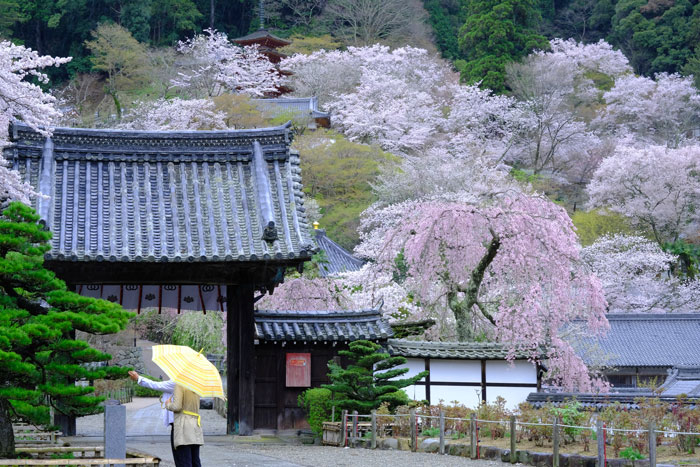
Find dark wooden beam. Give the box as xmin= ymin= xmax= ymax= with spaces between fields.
xmin=480 ymin=360 xmax=487 ymax=403
xmin=45 ymin=259 xmax=308 ymax=285
xmin=238 ymin=284 xmax=255 ymax=435
xmin=424 ymin=358 xmax=431 ymax=404
xmin=226 ymin=285 xmax=240 ymax=435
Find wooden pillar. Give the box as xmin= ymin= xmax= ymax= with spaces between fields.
xmin=228 ymin=283 xmax=255 ymax=435
xmin=226 ymin=284 xmax=239 ymax=435
xmin=425 ymin=359 xmax=431 ymax=404
xmin=480 ymin=360 xmax=487 ymax=403
xmin=226 ymin=283 xmax=255 ymax=434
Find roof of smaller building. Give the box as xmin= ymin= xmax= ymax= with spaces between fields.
xmin=233 ymin=29 xmax=291 ymax=48
xmin=253 ymin=97 xmax=330 ymax=121
xmin=657 ymin=366 xmax=700 ymax=397
xmin=314 ymin=229 xmax=365 ymax=277
xmin=577 ymin=314 xmax=700 ymax=368
xmin=254 ymin=309 xmax=392 ymax=343
xmin=386 ymin=339 xmax=536 ymax=360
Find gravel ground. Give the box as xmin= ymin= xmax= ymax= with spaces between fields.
xmin=230 ymin=444 xmax=510 ymax=467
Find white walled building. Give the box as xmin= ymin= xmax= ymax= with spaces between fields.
xmin=387 ymin=340 xmax=541 ymax=410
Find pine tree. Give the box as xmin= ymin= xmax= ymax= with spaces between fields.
xmin=0 ymin=202 xmax=132 ymax=458
xmin=323 ymin=340 xmax=428 ymax=413
xmin=458 ymin=0 xmax=548 ymax=93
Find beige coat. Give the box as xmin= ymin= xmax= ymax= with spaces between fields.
xmin=165 ymin=385 xmax=204 ymax=448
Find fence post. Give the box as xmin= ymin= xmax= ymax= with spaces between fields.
xmin=371 ymin=410 xmax=377 ymax=449
xmin=341 ymin=410 xmax=348 ymax=447
xmin=331 ymin=406 xmax=335 ymax=423
xmin=648 ymin=422 xmax=656 ymax=467
xmin=470 ymin=413 xmax=477 ymax=459
xmin=553 ymin=417 xmax=560 ymax=467
xmin=410 ymin=409 xmax=417 ymax=452
xmin=352 ymin=410 xmax=358 ymax=448
xmin=439 ymin=411 xmax=445 ymax=455
xmin=510 ymin=415 xmax=517 ymax=464
xmin=596 ymin=419 xmax=605 ymax=467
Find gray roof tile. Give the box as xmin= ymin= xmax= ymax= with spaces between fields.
xmin=4 ymin=123 xmax=316 ymax=263
xmin=254 ymin=309 xmax=392 ymax=342
xmin=386 ymin=339 xmax=535 ymax=360
xmin=313 ymin=229 xmax=364 ymax=277
xmin=578 ymin=314 xmax=700 ymax=368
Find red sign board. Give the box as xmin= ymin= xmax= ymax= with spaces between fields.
xmin=286 ymin=353 xmax=311 ymax=387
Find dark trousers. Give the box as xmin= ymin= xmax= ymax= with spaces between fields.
xmin=170 ymin=423 xmax=201 ymax=467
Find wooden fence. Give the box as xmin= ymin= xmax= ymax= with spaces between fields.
xmin=334 ymin=410 xmax=692 ymax=467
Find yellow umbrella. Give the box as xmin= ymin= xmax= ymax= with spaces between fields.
xmin=151 ymin=345 xmax=225 ymax=399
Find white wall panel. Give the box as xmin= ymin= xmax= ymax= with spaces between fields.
xmin=430 ymin=385 xmax=482 ymax=408
xmin=485 ymin=360 xmax=537 ymax=384
xmin=430 ymin=359 xmax=482 ymax=382
xmin=486 ymin=386 xmax=534 ymax=409
xmin=393 ymin=359 xmax=427 ymax=380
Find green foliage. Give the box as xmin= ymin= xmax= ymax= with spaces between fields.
xmin=423 ymin=0 xmax=467 ymax=61
xmin=663 ymin=240 xmax=700 ymax=280
xmin=458 ymin=0 xmax=549 ymax=93
xmin=171 ymin=311 xmax=225 ymax=354
xmin=279 ymin=35 xmax=342 ymax=55
xmin=551 ymin=400 xmax=585 ymax=443
xmin=294 ymin=130 xmax=397 ymax=249
xmin=421 ymin=426 xmax=440 ymax=437
xmin=570 ymin=210 xmax=633 ymax=246
xmin=0 ymin=202 xmax=132 ymax=456
xmin=620 ymin=447 xmax=645 ymax=460
xmin=323 ymin=340 xmax=428 ymax=414
xmin=131 ymin=309 xmax=176 ymax=344
xmin=297 ymin=388 xmax=333 ymax=436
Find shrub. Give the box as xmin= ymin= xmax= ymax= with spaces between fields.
xmin=298 ymin=388 xmax=333 ymax=437
xmin=172 ymin=311 xmax=225 ymax=354
xmin=620 ymin=447 xmax=645 ymax=460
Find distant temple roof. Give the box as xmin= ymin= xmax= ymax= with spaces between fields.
xmin=233 ymin=29 xmax=291 ymax=49
xmin=386 ymin=339 xmax=536 ymax=360
xmin=4 ymin=122 xmax=315 ymax=266
xmin=254 ymin=309 xmax=393 ymax=343
xmin=253 ymin=97 xmax=330 ymax=125
xmin=313 ymin=229 xmax=364 ymax=277
xmin=527 ymin=366 xmax=700 ymax=409
xmin=576 ymin=314 xmax=700 ymax=368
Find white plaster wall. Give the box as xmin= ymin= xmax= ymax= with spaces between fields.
xmin=430 ymin=385 xmax=482 ymax=408
xmin=394 ymin=358 xmax=428 ymax=380
xmin=486 ymin=360 xmax=537 ymax=384
xmin=401 ymin=384 xmax=427 ymax=401
xmin=486 ymin=386 xmax=534 ymax=410
xmin=430 ymin=359 xmax=482 ymax=382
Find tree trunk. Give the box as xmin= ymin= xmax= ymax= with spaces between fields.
xmin=0 ymin=400 xmax=15 ymax=459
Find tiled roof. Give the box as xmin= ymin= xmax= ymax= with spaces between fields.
xmin=577 ymin=314 xmax=700 ymax=368
xmin=4 ymin=123 xmax=316 ymax=263
xmin=233 ymin=29 xmax=291 ymax=48
xmin=657 ymin=367 xmax=700 ymax=397
xmin=386 ymin=339 xmax=536 ymax=360
xmin=254 ymin=309 xmax=392 ymax=343
xmin=528 ymin=367 xmax=700 ymax=408
xmin=314 ymin=229 xmax=364 ymax=277
xmin=253 ymin=97 xmax=330 ymax=121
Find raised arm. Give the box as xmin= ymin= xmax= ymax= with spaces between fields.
xmin=165 ymin=385 xmax=184 ymax=413
xmin=129 ymin=371 xmax=175 ymax=393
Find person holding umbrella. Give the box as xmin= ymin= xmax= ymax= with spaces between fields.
xmin=150 ymin=344 xmax=226 ymax=467
xmin=165 ymin=383 xmax=203 ymax=467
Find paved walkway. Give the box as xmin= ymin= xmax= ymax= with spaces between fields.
xmin=72 ymin=398 xmax=509 ymax=466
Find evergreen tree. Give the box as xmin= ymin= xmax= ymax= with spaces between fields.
xmin=323 ymin=340 xmax=428 ymax=413
xmin=0 ymin=203 xmax=132 ymax=458
xmin=457 ymin=0 xmax=548 ymax=93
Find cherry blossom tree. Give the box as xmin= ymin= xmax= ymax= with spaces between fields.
xmin=355 ymin=194 xmax=609 ymax=391
xmin=587 ymin=145 xmax=700 ymax=244
xmin=504 ymin=39 xmax=627 ymax=181
xmin=595 ymin=73 xmax=700 ymax=147
xmin=0 ymin=41 xmax=70 ymax=203
xmin=582 ymin=234 xmax=700 ymax=313
xmin=173 ymin=29 xmax=282 ymax=98
xmin=117 ymin=98 xmax=227 ymax=131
